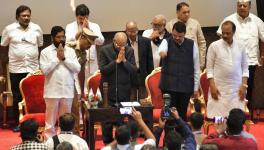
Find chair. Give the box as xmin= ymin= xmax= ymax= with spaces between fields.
xmin=18 ymin=70 xmax=46 ymax=129
xmin=0 ymin=64 xmax=13 ymax=128
xmin=145 ymin=67 xmax=163 ymax=124
xmin=200 ymin=71 xmax=253 ymax=134
xmin=82 ymin=70 xmax=101 ymax=138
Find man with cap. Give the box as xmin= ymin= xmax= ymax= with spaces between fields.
xmin=217 ymin=0 xmax=264 ymax=117
xmin=67 ymin=28 xmax=98 ymax=134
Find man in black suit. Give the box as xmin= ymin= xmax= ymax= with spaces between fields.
xmin=126 ymin=21 xmax=154 ymax=101
xmin=99 ymin=32 xmax=137 ymax=144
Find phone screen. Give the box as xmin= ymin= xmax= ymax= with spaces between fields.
xmin=119 ymin=107 xmax=132 ymax=115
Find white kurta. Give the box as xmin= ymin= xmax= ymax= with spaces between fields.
xmin=206 ymin=39 xmax=249 ymax=118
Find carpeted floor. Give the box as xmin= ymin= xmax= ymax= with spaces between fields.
xmin=1 ymin=122 xmax=264 ymax=150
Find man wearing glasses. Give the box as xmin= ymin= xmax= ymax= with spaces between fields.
xmin=143 ymin=14 xmax=171 ymax=68
xmin=99 ymin=32 xmax=137 ymax=144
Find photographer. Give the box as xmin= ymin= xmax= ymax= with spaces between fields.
xmin=154 ymin=107 xmax=196 ymax=150
xmin=202 ymin=108 xmax=257 ymax=150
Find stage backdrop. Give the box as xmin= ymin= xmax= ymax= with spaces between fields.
xmin=0 ymin=0 xmax=258 ymax=33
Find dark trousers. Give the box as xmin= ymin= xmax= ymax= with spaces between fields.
xmin=162 ymin=91 xmax=192 ymax=121
xmin=10 ymin=73 xmax=28 ymax=125
xmin=246 ymin=65 xmax=256 ymax=110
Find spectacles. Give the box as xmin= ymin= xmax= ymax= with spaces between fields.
xmin=151 ymin=23 xmax=164 ymax=28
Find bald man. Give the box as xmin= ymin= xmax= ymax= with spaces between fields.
xmin=125 ymin=21 xmax=153 ymax=101
xmin=143 ymin=14 xmax=171 ymax=68
xmin=99 ymin=32 xmax=137 ymax=144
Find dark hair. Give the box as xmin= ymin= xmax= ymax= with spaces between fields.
xmin=75 ymin=4 xmax=90 ymax=16
xmin=127 ymin=119 xmax=139 ymax=140
xmin=222 ymin=21 xmax=236 ymax=33
xmin=199 ymin=143 xmax=219 ymax=150
xmin=59 ymin=113 xmax=75 ymax=131
xmin=56 ymin=141 xmax=73 ymax=150
xmin=176 ymin=2 xmax=189 ymax=11
xmin=140 ymin=144 xmax=156 ymax=150
xmin=172 ymin=21 xmax=186 ymax=33
xmin=51 ymin=26 xmax=65 ymax=38
xmin=115 ymin=125 xmax=131 ymax=145
xmin=227 ymin=108 xmax=246 ymax=135
xmin=190 ymin=112 xmax=204 ymax=130
xmin=165 ymin=130 xmax=183 ymax=150
xmin=20 ymin=119 xmax=39 ymax=141
xmin=16 ymin=5 xmax=31 ymax=20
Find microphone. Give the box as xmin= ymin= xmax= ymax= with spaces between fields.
xmin=115 ymin=49 xmax=120 ymax=107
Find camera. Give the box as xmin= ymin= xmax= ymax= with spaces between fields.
xmin=161 ymin=93 xmax=173 ymax=120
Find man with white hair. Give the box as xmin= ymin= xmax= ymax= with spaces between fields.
xmin=142 ymin=14 xmax=170 ymax=68
xmin=166 ymin=2 xmax=206 ymax=70
xmin=217 ymin=0 xmax=264 ymax=117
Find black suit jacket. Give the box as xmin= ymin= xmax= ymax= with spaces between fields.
xmin=127 ymin=35 xmax=154 ymax=86
xmin=99 ymin=43 xmax=137 ymax=105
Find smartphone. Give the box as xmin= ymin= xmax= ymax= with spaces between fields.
xmin=214 ymin=116 xmax=224 ymax=124
xmin=119 ymin=107 xmax=132 ymax=115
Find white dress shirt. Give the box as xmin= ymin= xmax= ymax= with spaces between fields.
xmin=206 ymin=39 xmax=249 ymax=118
xmin=166 ymin=18 xmax=207 ymax=68
xmin=66 ymin=21 xmax=104 ymax=94
xmin=158 ymin=39 xmax=200 ymax=91
xmin=142 ymin=29 xmax=162 ymax=68
xmin=45 ymin=133 xmax=89 ymax=150
xmin=40 ymin=44 xmax=80 ymax=98
xmin=129 ymin=37 xmax=139 ymax=68
xmin=217 ymin=13 xmax=264 ymax=66
xmin=1 ymin=22 xmax=43 ymax=73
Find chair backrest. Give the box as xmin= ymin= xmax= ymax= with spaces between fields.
xmin=19 ymin=72 xmax=46 ymax=114
xmin=145 ymin=67 xmax=163 ymax=109
xmin=200 ymin=71 xmax=209 ymax=105
xmin=86 ymin=70 xmax=101 ymax=95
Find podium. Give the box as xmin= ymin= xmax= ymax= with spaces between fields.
xmin=84 ymin=106 xmax=153 ymax=150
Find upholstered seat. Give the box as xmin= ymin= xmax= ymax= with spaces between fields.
xmin=19 ymin=70 xmax=46 ymax=127
xmin=145 ymin=67 xmax=163 ymax=124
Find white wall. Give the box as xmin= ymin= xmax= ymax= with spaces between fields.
xmin=0 ymin=0 xmax=257 ymax=33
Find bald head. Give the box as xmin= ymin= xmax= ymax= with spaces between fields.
xmin=126 ymin=21 xmax=138 ymax=41
xmin=113 ymin=32 xmax=127 ymax=49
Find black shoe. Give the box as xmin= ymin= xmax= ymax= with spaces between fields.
xmin=12 ymin=126 xmax=20 ymax=132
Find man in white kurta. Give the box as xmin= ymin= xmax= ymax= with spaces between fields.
xmin=216 ymin=0 xmax=264 ymax=112
xmin=206 ymin=21 xmax=249 ymax=118
xmin=142 ymin=14 xmax=170 ymax=68
xmin=40 ymin=26 xmax=80 ymax=139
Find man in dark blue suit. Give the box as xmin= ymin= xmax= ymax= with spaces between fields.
xmin=126 ymin=21 xmax=154 ymax=101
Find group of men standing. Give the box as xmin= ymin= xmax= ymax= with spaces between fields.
xmin=1 ymin=0 xmax=264 ymax=146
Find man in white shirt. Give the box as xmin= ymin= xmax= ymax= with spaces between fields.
xmin=66 ymin=4 xmax=104 ymax=81
xmin=166 ymin=2 xmax=207 ymax=70
xmin=216 ymin=0 xmax=264 ymax=116
xmin=45 ymin=113 xmax=89 ymax=150
xmin=40 ymin=26 xmax=80 ymax=139
xmin=207 ymin=21 xmax=249 ymax=118
xmin=0 ymin=5 xmax=43 ymax=132
xmin=142 ymin=14 xmax=171 ymax=68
